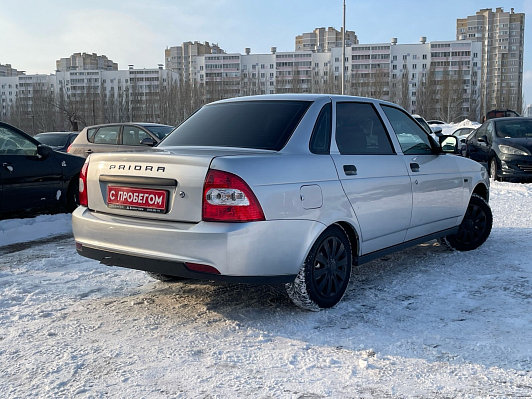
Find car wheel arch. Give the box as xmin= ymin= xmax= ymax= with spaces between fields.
xmin=472 ymin=182 xmax=489 ymax=203
xmin=332 ymin=221 xmax=360 ymax=263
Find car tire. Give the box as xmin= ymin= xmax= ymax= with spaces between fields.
xmin=489 ymin=157 xmax=500 ymax=181
xmin=441 ymin=194 xmax=492 ymax=252
xmin=65 ymin=177 xmax=79 ymax=213
xmin=286 ymin=225 xmax=352 ymax=311
xmin=145 ymin=271 xmax=187 ymax=282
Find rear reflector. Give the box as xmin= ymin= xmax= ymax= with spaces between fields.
xmin=185 ymin=262 xmax=221 ymax=275
xmin=75 ymin=242 xmax=83 ymax=251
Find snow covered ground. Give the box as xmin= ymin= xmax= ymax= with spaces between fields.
xmin=1 ymin=181 xmax=532 ymax=398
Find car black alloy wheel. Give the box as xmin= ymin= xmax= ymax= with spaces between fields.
xmin=285 ymin=225 xmax=352 ymax=310
xmin=311 ymin=235 xmax=349 ymax=300
xmin=443 ymin=194 xmax=492 ymax=251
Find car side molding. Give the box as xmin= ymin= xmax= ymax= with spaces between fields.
xmin=356 ymin=227 xmax=459 ymax=266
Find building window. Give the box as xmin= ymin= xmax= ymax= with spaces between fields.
xmin=422 ymin=54 xmax=427 ymax=60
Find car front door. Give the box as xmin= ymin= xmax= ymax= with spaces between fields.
xmin=0 ymin=125 xmax=58 ymax=212
xmin=330 ymin=100 xmax=413 ymax=255
xmin=467 ymin=122 xmax=490 ymax=165
xmin=380 ymin=105 xmax=465 ymax=241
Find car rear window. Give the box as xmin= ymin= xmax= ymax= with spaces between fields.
xmin=159 ymin=100 xmax=312 ymax=151
xmin=34 ymin=134 xmax=69 ymax=146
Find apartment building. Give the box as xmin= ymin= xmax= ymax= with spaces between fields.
xmin=457 ymin=7 xmax=525 ymax=115
xmin=56 ymin=53 xmax=118 ymax=72
xmin=165 ymin=41 xmax=225 ymax=82
xmin=0 ymin=63 xmax=23 ymax=77
xmin=295 ymin=27 xmax=359 ymax=52
xmin=0 ymin=66 xmax=179 ymax=125
xmin=189 ymin=38 xmax=481 ymax=119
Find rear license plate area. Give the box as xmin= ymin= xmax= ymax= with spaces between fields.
xmin=107 ymin=186 xmax=168 ymax=213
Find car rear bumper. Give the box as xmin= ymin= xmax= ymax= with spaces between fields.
xmin=72 ymin=207 xmax=325 ymax=283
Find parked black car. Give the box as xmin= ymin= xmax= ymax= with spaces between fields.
xmin=465 ymin=117 xmax=532 ymax=181
xmin=34 ymin=131 xmax=79 ymax=152
xmin=0 ymin=122 xmax=85 ymax=216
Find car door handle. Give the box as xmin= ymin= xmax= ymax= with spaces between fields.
xmin=343 ymin=165 xmax=357 ymax=176
xmin=410 ymin=163 xmax=420 ymax=172
xmin=85 ymin=149 xmax=93 ymax=154
xmin=2 ymin=162 xmax=13 ymax=172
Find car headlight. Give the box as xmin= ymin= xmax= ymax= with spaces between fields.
xmin=498 ymin=145 xmax=529 ymax=156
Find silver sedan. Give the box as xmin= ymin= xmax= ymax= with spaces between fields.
xmin=72 ymin=94 xmax=492 ymax=310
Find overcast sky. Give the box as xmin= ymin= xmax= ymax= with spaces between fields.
xmin=0 ymin=0 xmax=530 ymax=106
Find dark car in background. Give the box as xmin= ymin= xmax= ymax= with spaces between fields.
xmin=485 ymin=109 xmax=520 ymax=121
xmin=67 ymin=123 xmax=174 ymax=158
xmin=465 ymin=117 xmax=532 ymax=181
xmin=0 ymin=122 xmax=85 ymax=216
xmin=34 ymin=131 xmax=79 ymax=152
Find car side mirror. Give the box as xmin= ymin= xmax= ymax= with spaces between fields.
xmin=140 ymin=137 xmax=156 ymax=147
xmin=439 ymin=135 xmax=458 ymax=154
xmin=477 ymin=135 xmax=488 ymax=143
xmin=37 ymin=144 xmax=53 ymax=158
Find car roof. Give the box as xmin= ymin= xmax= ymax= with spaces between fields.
xmin=490 ymin=117 xmax=531 ymax=122
xmin=35 ymin=131 xmax=78 ymax=135
xmin=81 ymin=122 xmax=172 ymax=129
xmin=210 ymin=93 xmax=398 ymax=107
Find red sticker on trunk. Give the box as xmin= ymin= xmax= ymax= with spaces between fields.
xmin=107 ymin=186 xmax=167 ymax=213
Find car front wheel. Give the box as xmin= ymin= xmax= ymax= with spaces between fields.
xmin=286 ymin=225 xmax=352 ymax=311
xmin=441 ymin=194 xmax=492 ymax=251
xmin=489 ymin=157 xmax=499 ymax=181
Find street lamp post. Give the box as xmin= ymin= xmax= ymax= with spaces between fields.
xmin=341 ymin=0 xmax=346 ymax=95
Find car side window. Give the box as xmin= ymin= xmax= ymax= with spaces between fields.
xmin=93 ymin=126 xmax=119 ymax=145
xmin=0 ymin=127 xmax=38 ymax=156
xmin=122 ymin=126 xmax=152 ymax=146
xmin=486 ymin=122 xmax=494 ymax=144
xmin=474 ymin=123 xmax=487 ymax=139
xmin=87 ymin=128 xmax=98 ymax=143
xmin=335 ymin=102 xmax=394 ymax=155
xmin=381 ymin=105 xmax=433 ymax=155
xmin=309 ymin=103 xmax=332 ymax=154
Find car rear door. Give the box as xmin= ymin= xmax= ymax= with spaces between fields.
xmin=380 ymin=105 xmax=465 ymax=241
xmin=119 ymin=125 xmax=156 ymax=151
xmin=87 ymin=125 xmax=120 ymax=155
xmin=330 ymin=100 xmax=413 ymax=255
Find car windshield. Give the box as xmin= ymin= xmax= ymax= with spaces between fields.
xmin=159 ymin=100 xmax=312 ymax=151
xmin=34 ymin=133 xmax=70 ymax=146
xmin=142 ymin=125 xmax=174 ymax=140
xmin=495 ymin=120 xmax=532 ymax=139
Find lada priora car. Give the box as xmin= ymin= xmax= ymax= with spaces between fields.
xmin=72 ymin=94 xmax=492 ymax=310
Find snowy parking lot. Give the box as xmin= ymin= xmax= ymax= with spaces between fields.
xmin=1 ymin=181 xmax=532 ymax=398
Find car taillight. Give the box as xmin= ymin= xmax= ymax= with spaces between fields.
xmin=202 ymin=169 xmax=265 ymax=222
xmin=67 ymin=144 xmax=72 ymax=153
xmin=79 ymin=157 xmax=89 ymax=207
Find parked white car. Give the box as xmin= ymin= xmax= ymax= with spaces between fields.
xmin=72 ymin=94 xmax=492 ymax=310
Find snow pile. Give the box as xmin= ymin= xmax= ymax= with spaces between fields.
xmin=1 ymin=183 xmax=532 ymax=397
xmin=0 ymin=214 xmax=72 ymax=247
